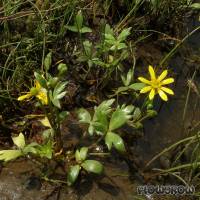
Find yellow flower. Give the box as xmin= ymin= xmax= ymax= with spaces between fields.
xmin=18 ymin=81 xmax=48 ymax=105
xmin=138 ymin=65 xmax=174 ymax=101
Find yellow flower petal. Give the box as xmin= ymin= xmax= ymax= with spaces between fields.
xmin=35 ymin=81 xmax=42 ymax=90
xmin=158 ymin=70 xmax=168 ymax=81
xmin=17 ymin=93 xmax=32 ymax=101
xmin=161 ymin=86 xmax=174 ymax=95
xmin=161 ymin=78 xmax=174 ymax=85
xmin=140 ymin=86 xmax=152 ymax=93
xmin=149 ymin=89 xmax=155 ymax=100
xmin=138 ymin=77 xmax=151 ymax=84
xmin=36 ymin=90 xmax=48 ymax=105
xmin=148 ymin=65 xmax=156 ymax=80
xmin=158 ymin=89 xmax=168 ymax=101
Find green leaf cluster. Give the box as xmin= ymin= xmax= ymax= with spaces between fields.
xmin=67 ymin=147 xmax=103 ymax=186
xmin=76 ymin=24 xmax=131 ymax=74
xmin=0 ymin=133 xmax=53 ymax=162
xmin=78 ymin=100 xmax=139 ymax=153
xmin=112 ymin=68 xmax=146 ymax=97
xmin=49 ymin=81 xmax=68 ymax=108
xmin=104 ymin=24 xmax=131 ymax=51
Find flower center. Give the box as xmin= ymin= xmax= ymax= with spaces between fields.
xmin=151 ymin=79 xmax=161 ymax=89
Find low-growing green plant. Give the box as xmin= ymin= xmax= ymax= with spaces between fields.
xmin=0 ymin=132 xmax=53 ymax=161
xmin=17 ymin=56 xmax=69 ymax=152
xmin=77 ymin=98 xmax=156 ymax=152
xmin=76 ymin=24 xmax=132 ymax=85
xmin=67 ymin=147 xmax=103 ymax=185
xmin=65 ymin=10 xmax=92 ymax=34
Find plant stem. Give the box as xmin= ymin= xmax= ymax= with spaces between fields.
xmin=54 ymin=107 xmax=63 ymax=152
xmin=155 ymin=162 xmax=200 ymax=173
xmin=145 ymin=133 xmax=200 ymax=168
xmin=44 ymin=91 xmax=63 ymax=153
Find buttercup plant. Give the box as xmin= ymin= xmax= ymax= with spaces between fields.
xmin=0 ymin=53 xmax=107 ymax=186
xmin=17 ymin=52 xmax=69 ymax=153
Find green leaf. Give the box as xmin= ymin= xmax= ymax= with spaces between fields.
xmin=118 ymin=27 xmax=132 ymax=41
xmin=58 ymin=63 xmax=67 ymax=76
xmin=65 ymin=25 xmax=79 ymax=32
xmin=67 ymin=165 xmax=80 ymax=186
xmin=42 ymin=128 xmax=54 ymax=139
xmin=23 ymin=142 xmax=39 ymax=154
xmin=58 ymin=111 xmax=69 ymax=122
xmin=132 ymin=122 xmax=143 ymax=129
xmin=96 ymin=99 xmax=115 ymax=114
xmin=44 ymin=52 xmax=52 ymax=71
xmin=83 ymin=40 xmax=92 ymax=56
xmin=75 ymin=150 xmax=81 ymax=162
xmin=109 ymin=105 xmax=134 ymax=131
xmin=52 ymin=98 xmax=61 ymax=108
xmin=151 ymin=0 xmax=159 ymax=8
xmin=132 ymin=107 xmax=141 ymax=120
xmin=0 ymin=150 xmax=23 ymax=162
xmin=49 ymin=77 xmax=59 ymax=88
xmin=147 ymin=109 xmax=157 ymax=118
xmin=77 ymin=55 xmax=88 ymax=62
xmin=81 ymin=160 xmax=103 ymax=174
xmin=121 ymin=104 xmax=135 ymax=114
xmin=12 ymin=133 xmax=25 ymax=149
xmin=51 ymin=81 xmax=67 ymax=108
xmin=75 ymin=147 xmax=88 ymax=162
xmin=105 ymin=33 xmax=116 ymax=41
xmin=190 ymin=3 xmax=200 ymax=9
xmin=39 ymin=117 xmax=51 ymax=128
xmin=53 ymin=81 xmax=68 ymax=98
xmin=79 ymin=147 xmax=88 ymax=161
xmin=88 ymin=124 xmax=94 ymax=136
xmin=36 ymin=141 xmax=53 ymax=159
xmin=34 ymin=72 xmax=47 ymax=88
xmin=116 ymin=43 xmax=127 ymax=50
xmin=56 ymin=91 xmax=67 ymax=99
xmin=93 ymin=111 xmax=108 ymax=135
xmin=129 ymin=83 xmax=146 ymax=90
xmin=105 ymin=132 xmax=125 ymax=152
xmin=80 ymin=27 xmax=92 ymax=33
xmin=121 ymin=68 xmax=133 ymax=86
xmin=114 ymin=86 xmax=129 ymax=95
xmin=105 ymin=24 xmax=114 ymax=35
xmin=77 ymin=108 xmax=91 ymax=123
xmin=75 ymin=10 xmax=83 ymax=30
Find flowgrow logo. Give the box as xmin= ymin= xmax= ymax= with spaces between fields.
xmin=137 ymin=185 xmax=195 ymax=195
